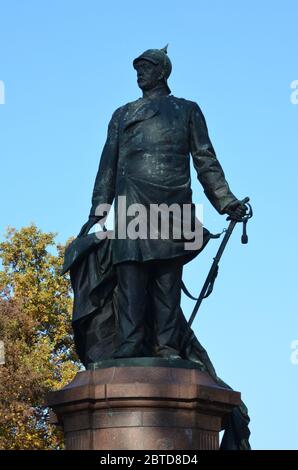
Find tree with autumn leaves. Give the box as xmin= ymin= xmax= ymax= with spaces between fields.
xmin=0 ymin=225 xmax=79 ymax=449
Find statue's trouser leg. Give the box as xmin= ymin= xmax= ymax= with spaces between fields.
xmin=114 ymin=261 xmax=149 ymax=357
xmin=149 ymin=258 xmax=183 ymax=357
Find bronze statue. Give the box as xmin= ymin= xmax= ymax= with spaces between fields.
xmin=77 ymin=46 xmax=246 ymax=359
xmin=63 ymin=46 xmax=250 ymax=449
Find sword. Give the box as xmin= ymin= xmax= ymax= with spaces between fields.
xmin=186 ymin=197 xmax=252 ymax=330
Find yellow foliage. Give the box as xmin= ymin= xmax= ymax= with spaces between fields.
xmin=0 ymin=224 xmax=79 ymax=449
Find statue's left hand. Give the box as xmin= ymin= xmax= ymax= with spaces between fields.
xmin=77 ymin=216 xmax=101 ymax=238
xmin=225 ymin=200 xmax=247 ymax=221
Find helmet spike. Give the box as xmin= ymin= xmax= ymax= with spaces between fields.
xmin=160 ymin=44 xmax=169 ymax=54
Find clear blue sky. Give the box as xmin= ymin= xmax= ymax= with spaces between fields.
xmin=1 ymin=0 xmax=297 ymax=450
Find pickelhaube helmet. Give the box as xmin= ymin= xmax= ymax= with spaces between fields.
xmin=133 ymin=45 xmax=172 ymax=93
xmin=133 ymin=45 xmax=172 ymax=78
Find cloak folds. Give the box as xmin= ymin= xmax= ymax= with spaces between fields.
xmin=62 ymin=233 xmax=250 ymax=450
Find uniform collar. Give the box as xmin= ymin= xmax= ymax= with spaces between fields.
xmin=142 ymin=85 xmax=170 ymax=100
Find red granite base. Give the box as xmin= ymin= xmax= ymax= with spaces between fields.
xmin=48 ymin=364 xmax=240 ymax=450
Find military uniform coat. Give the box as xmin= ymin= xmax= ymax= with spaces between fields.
xmin=90 ymin=92 xmax=236 ymax=265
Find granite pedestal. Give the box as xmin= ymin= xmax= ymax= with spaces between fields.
xmin=48 ymin=358 xmax=240 ymax=450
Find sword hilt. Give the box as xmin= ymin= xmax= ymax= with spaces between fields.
xmin=240 ymin=198 xmax=253 ymax=244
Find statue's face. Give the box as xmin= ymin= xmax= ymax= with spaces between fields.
xmin=135 ymin=59 xmax=163 ymax=91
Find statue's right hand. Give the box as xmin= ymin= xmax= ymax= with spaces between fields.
xmin=77 ymin=216 xmax=101 ymax=238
